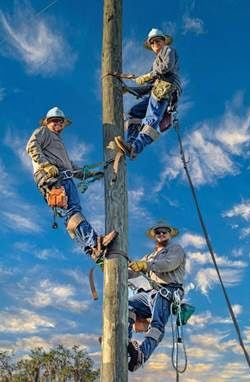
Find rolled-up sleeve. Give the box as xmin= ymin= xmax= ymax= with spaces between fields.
xmin=148 ymin=245 xmax=185 ymax=273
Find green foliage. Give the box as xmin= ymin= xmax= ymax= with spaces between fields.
xmin=0 ymin=345 xmax=99 ymax=382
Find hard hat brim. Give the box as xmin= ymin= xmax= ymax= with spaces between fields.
xmin=146 ymin=222 xmax=179 ymax=239
xmin=144 ymin=35 xmax=173 ymax=50
xmin=39 ymin=117 xmax=72 ymax=127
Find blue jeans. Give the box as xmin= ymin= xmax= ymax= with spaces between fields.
xmin=127 ymin=95 xmax=169 ymax=154
xmin=61 ymin=179 xmax=97 ymax=255
xmin=128 ymin=289 xmax=172 ymax=363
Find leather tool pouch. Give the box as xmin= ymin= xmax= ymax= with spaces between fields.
xmin=47 ymin=187 xmax=68 ymax=209
xmin=152 ymin=79 xmax=173 ymax=101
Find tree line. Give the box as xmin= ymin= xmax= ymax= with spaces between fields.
xmin=0 ymin=345 xmax=99 ymax=382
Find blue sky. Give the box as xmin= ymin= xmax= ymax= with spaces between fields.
xmin=0 ymin=0 xmax=250 ymax=381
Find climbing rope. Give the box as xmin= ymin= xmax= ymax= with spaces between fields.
xmin=172 ymin=111 xmax=250 ymax=371
xmin=170 ymin=292 xmax=188 ymax=382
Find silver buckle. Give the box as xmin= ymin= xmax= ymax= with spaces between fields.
xmin=159 ymin=287 xmax=172 ymax=300
xmin=61 ymin=170 xmax=73 ymax=179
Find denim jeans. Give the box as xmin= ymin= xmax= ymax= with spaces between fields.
xmin=61 ymin=179 xmax=97 ymax=255
xmin=128 ymin=289 xmax=172 ymax=362
xmin=127 ymin=95 xmax=169 ymax=154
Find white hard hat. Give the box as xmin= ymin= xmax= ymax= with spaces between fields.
xmin=40 ymin=106 xmax=71 ymax=126
xmin=46 ymin=107 xmax=65 ymax=120
xmin=144 ymin=28 xmax=173 ymax=50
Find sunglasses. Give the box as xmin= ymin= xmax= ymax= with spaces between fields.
xmin=48 ymin=118 xmax=64 ymax=124
xmin=154 ymin=229 xmax=171 ymax=235
xmin=150 ymin=38 xmax=164 ymax=45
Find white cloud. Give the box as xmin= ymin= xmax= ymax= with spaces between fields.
xmin=223 ymin=200 xmax=250 ymax=221
xmin=66 ymin=136 xmax=93 ymax=164
xmin=179 ymin=233 xmax=206 ymax=249
xmin=0 ymin=5 xmax=77 ymax=75
xmin=183 ymin=16 xmax=205 ymax=35
xmin=0 ymin=309 xmax=54 ymax=333
xmin=189 ymin=306 xmax=242 ymax=328
xmin=240 ymin=227 xmax=250 ymax=238
xmin=2 ymin=211 xmax=41 ymax=233
xmin=0 ymin=159 xmax=16 ymax=198
xmin=155 ymin=94 xmax=250 ymax=189
xmin=195 ymin=268 xmax=244 ymax=295
xmin=4 ymin=129 xmax=32 ymax=171
xmin=128 ymin=187 xmax=151 ymax=222
xmin=26 ymin=279 xmax=89 ymax=313
xmin=187 ymin=251 xmax=247 ymax=268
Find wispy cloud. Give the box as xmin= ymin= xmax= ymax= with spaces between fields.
xmin=128 ymin=187 xmax=151 ymax=223
xmin=2 ymin=211 xmax=41 ymax=233
xmin=0 ymin=309 xmax=54 ymax=333
xmin=195 ymin=268 xmax=244 ymax=295
xmin=25 ymin=279 xmax=89 ymax=313
xmin=0 ymin=4 xmax=77 ymax=75
xmin=4 ymin=128 xmax=32 ymax=171
xmin=155 ymin=93 xmax=250 ymax=189
xmin=222 ymin=199 xmax=250 ymax=221
xmin=189 ymin=305 xmax=242 ymax=328
xmin=14 ymin=241 xmax=64 ymax=260
xmin=183 ymin=16 xmax=205 ymax=35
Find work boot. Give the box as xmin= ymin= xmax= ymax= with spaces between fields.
xmin=91 ymin=230 xmax=119 ymax=263
xmin=114 ymin=136 xmax=137 ymax=160
xmin=128 ymin=341 xmax=143 ymax=372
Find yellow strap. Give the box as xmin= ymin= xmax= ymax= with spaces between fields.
xmin=107 ymin=138 xmax=125 ymax=183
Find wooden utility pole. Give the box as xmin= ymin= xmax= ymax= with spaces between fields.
xmin=101 ymin=0 xmax=128 ymax=381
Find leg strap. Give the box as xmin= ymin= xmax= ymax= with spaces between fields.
xmin=140 ymin=125 xmax=160 ymax=141
xmin=145 ymin=327 xmax=162 ymax=342
xmin=66 ymin=212 xmax=84 ymax=239
xmin=128 ymin=310 xmax=137 ymax=322
xmin=125 ymin=118 xmax=142 ymax=131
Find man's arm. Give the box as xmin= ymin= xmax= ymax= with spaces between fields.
xmin=26 ymin=127 xmax=50 ymax=168
xmin=148 ymin=244 xmax=185 ymax=273
xmin=152 ymin=46 xmax=176 ymax=76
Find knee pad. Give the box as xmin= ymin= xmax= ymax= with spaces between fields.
xmin=141 ymin=125 xmax=160 ymax=141
xmin=145 ymin=327 xmax=163 ymax=343
xmin=66 ymin=212 xmax=85 ymax=239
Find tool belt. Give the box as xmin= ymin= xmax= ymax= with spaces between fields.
xmin=152 ymin=79 xmax=174 ymax=101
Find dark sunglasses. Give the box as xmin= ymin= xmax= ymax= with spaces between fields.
xmin=48 ymin=118 xmax=64 ymax=124
xmin=150 ymin=38 xmax=164 ymax=45
xmin=154 ymin=228 xmax=171 ymax=235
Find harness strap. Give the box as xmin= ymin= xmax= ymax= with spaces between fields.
xmin=89 ymin=267 xmax=98 ymax=300
xmin=107 ymin=139 xmax=124 ymax=184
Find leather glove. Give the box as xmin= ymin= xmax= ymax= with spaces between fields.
xmin=134 ymin=72 xmax=153 ymax=85
xmin=43 ymin=164 xmax=59 ymax=177
xmin=129 ymin=261 xmax=148 ymax=273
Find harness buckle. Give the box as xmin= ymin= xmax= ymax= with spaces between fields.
xmin=61 ymin=170 xmax=73 ymax=179
xmin=159 ymin=287 xmax=172 ymax=300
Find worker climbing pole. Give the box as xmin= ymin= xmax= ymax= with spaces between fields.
xmin=101 ymin=0 xmax=128 ymax=381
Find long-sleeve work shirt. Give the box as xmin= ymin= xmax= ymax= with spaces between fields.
xmin=26 ymin=126 xmax=77 ymax=174
xmin=128 ymin=242 xmax=186 ymax=288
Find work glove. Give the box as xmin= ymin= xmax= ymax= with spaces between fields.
xmin=43 ymin=164 xmax=59 ymax=177
xmin=134 ymin=72 xmax=153 ymax=85
xmin=129 ymin=261 xmax=148 ymax=273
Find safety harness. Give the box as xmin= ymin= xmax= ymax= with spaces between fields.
xmin=43 ymin=162 xmax=112 ymax=229
xmin=128 ymin=274 xmax=195 ymax=380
